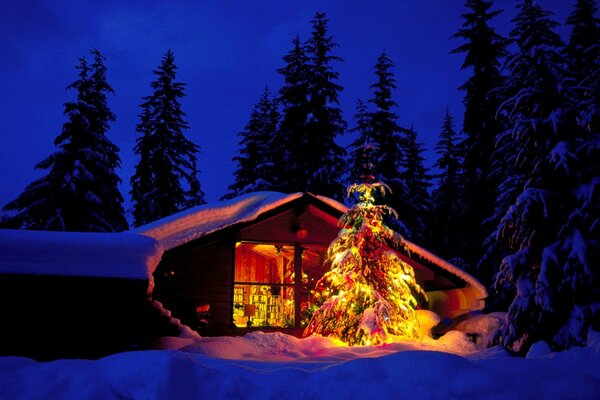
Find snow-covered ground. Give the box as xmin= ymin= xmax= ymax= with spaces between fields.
xmin=1 ymin=325 xmax=599 ymax=400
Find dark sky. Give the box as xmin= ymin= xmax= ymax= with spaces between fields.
xmin=0 ymin=0 xmax=572 ymax=217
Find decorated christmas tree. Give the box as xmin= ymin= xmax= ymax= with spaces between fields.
xmin=303 ymin=181 xmax=426 ymax=346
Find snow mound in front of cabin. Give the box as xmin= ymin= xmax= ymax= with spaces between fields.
xmin=1 ymin=329 xmax=599 ymax=400
xmin=133 ymin=192 xmax=303 ymax=250
xmin=0 ymin=229 xmax=163 ymax=280
xmin=156 ymin=328 xmax=482 ymax=362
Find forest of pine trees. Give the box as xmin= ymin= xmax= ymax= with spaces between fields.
xmin=1 ymin=3 xmax=598 ymax=355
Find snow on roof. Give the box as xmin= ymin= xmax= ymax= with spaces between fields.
xmin=401 ymin=237 xmax=488 ymax=300
xmin=315 ymin=194 xmax=349 ymax=213
xmin=0 ymin=229 xmax=163 ymax=280
xmin=134 ymin=192 xmax=303 ymax=250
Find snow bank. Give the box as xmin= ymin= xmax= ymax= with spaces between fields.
xmin=1 ymin=330 xmax=599 ymax=399
xmin=0 ymin=229 xmax=163 ymax=280
xmin=133 ymin=192 xmax=303 ymax=250
xmin=455 ymin=312 xmax=507 ymax=348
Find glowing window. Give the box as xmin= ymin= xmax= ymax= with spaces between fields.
xmin=233 ymin=244 xmax=295 ymax=328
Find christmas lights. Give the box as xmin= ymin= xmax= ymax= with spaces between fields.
xmin=303 ymin=182 xmax=426 ymax=345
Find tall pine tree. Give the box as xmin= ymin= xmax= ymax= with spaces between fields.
xmin=276 ymin=13 xmax=346 ymax=199
xmin=276 ymin=36 xmax=311 ymax=194
xmin=351 ymin=51 xmax=411 ymax=236
xmin=131 ymin=50 xmax=205 ymax=228
xmin=224 ymin=86 xmax=280 ymax=198
xmin=492 ymin=0 xmax=597 ymax=354
xmin=565 ymin=0 xmax=600 ymax=87
xmin=451 ymin=0 xmax=509 ymax=270
xmin=429 ymin=110 xmax=463 ymax=260
xmin=2 ymin=49 xmax=127 ymax=232
xmin=303 ymin=11 xmax=347 ymax=199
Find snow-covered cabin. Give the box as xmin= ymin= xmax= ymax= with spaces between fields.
xmin=135 ymin=192 xmax=487 ymax=336
xmin=0 ymin=229 xmax=178 ymax=360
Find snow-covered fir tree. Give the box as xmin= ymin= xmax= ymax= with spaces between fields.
xmin=429 ymin=110 xmax=464 ymax=261
xmin=276 ymin=13 xmax=346 ymax=200
xmin=223 ymin=87 xmax=280 ymax=199
xmin=492 ymin=0 xmax=598 ymax=354
xmin=304 ymin=181 xmax=426 ymax=346
xmin=398 ymin=126 xmax=432 ymax=244
xmin=451 ymin=0 xmax=509 ymax=271
xmin=130 ymin=50 xmax=205 ymax=228
xmin=2 ymin=49 xmax=127 ymax=232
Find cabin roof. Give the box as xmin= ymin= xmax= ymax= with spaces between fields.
xmin=134 ymin=191 xmax=487 ymax=299
xmin=133 ymin=192 xmax=306 ymax=250
xmin=0 ymin=229 xmax=163 ymax=280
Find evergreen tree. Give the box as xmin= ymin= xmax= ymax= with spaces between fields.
xmin=131 ymin=50 xmax=205 ymax=228
xmin=451 ymin=0 xmax=509 ymax=270
xmin=276 ymin=13 xmax=346 ymax=199
xmin=304 ymin=182 xmax=426 ymax=346
xmin=566 ymin=0 xmax=600 ymax=133
xmin=224 ymin=87 xmax=280 ymax=199
xmin=359 ymin=51 xmax=410 ymax=235
xmin=398 ymin=126 xmax=432 ymax=244
xmin=2 ymin=49 xmax=127 ymax=232
xmin=275 ymin=36 xmax=311 ymax=194
xmin=492 ymin=0 xmax=597 ymax=354
xmin=429 ymin=110 xmax=463 ymax=260
xmin=565 ymin=0 xmax=600 ymax=86
xmin=564 ymin=0 xmax=600 ymax=341
xmin=303 ymin=11 xmax=347 ymax=199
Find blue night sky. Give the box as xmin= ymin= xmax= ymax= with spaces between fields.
xmin=0 ymin=1 xmax=572 ymax=217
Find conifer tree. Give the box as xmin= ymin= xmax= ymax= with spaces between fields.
xmin=303 ymin=11 xmax=347 ymax=199
xmin=451 ymin=0 xmax=509 ymax=269
xmin=565 ymin=0 xmax=600 ymax=85
xmin=398 ymin=126 xmax=432 ymax=244
xmin=276 ymin=36 xmax=311 ymax=194
xmin=276 ymin=13 xmax=346 ymax=199
xmin=304 ymin=182 xmax=426 ymax=346
xmin=429 ymin=110 xmax=463 ymax=260
xmin=492 ymin=0 xmax=597 ymax=354
xmin=566 ymin=0 xmax=600 ymax=134
xmin=2 ymin=49 xmax=127 ymax=232
xmin=350 ymin=51 xmax=410 ymax=235
xmin=224 ymin=87 xmax=280 ymax=199
xmin=131 ymin=50 xmax=205 ymax=227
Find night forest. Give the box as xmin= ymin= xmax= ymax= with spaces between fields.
xmin=1 ymin=0 xmax=599 ymax=356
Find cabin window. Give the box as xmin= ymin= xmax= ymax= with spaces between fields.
xmin=233 ymin=242 xmax=328 ymax=328
xmin=233 ymin=243 xmax=295 ymax=328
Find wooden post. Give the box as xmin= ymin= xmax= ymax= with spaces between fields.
xmin=294 ymin=244 xmax=303 ymax=329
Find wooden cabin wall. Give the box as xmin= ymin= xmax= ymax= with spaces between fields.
xmin=153 ymin=235 xmax=236 ymax=336
xmin=0 ymin=274 xmax=179 ymax=361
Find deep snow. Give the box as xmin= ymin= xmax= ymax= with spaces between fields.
xmin=1 ymin=324 xmax=598 ymax=399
